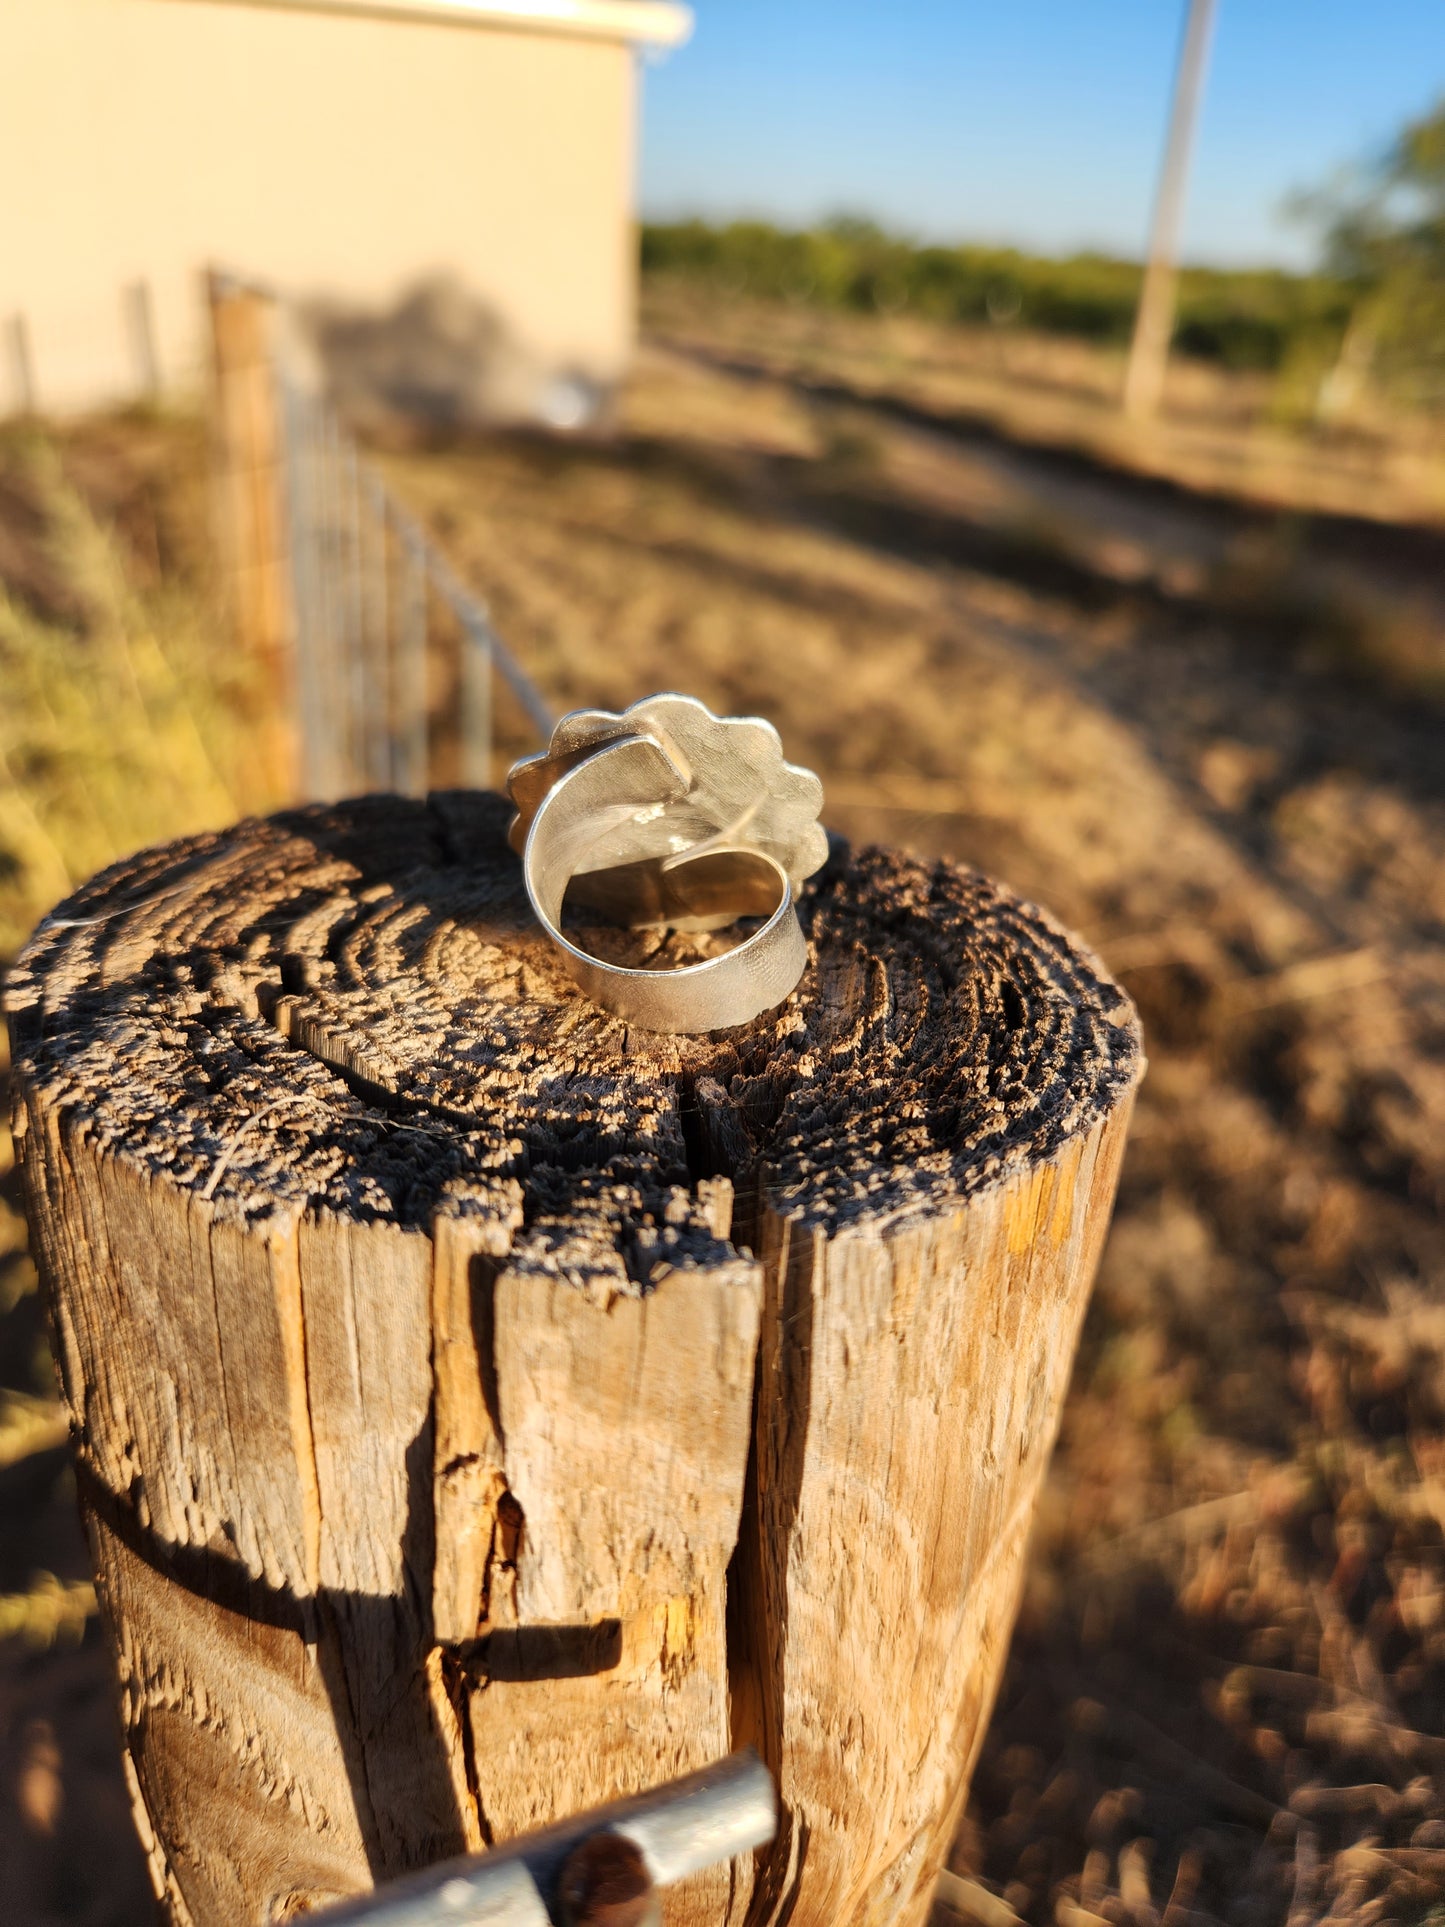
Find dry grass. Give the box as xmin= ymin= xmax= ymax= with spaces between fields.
xmin=0 ymin=411 xmax=284 ymax=958
xmin=1 ymin=309 xmax=1444 ymax=1925
xmin=0 ymin=404 xmax=280 ymax=1433
xmin=642 ymin=281 xmax=1445 ymax=531
xmin=0 ymin=411 xmax=282 ymax=1926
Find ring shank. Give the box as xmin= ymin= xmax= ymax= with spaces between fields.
xmin=523 ymin=736 xmax=810 ymax=1033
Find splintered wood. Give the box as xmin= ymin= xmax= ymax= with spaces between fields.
xmin=4 ymin=793 xmax=1140 ymax=1926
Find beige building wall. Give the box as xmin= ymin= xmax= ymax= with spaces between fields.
xmin=0 ymin=0 xmax=688 ymax=417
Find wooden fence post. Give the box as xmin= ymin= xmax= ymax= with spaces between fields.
xmin=207 ymin=270 xmax=300 ymax=800
xmin=5 ymin=797 xmax=1142 ymax=1927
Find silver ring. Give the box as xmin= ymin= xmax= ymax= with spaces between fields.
xmin=505 ymin=695 xmax=828 ymax=1033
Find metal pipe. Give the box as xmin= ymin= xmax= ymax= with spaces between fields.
xmin=313 ymin=1750 xmax=775 ymax=1927
xmin=611 ymin=1751 xmax=775 ymax=1887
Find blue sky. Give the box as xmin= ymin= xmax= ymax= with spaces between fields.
xmin=638 ymin=1 xmax=1445 ymax=267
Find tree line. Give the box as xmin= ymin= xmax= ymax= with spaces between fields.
xmin=641 ymin=217 xmax=1350 ymax=376
xmin=642 ymin=98 xmax=1445 ymax=412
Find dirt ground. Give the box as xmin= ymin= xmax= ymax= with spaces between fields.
xmin=2 ymin=311 xmax=1444 ymax=1926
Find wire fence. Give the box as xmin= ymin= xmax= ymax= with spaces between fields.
xmin=275 ymin=377 xmax=555 ymax=802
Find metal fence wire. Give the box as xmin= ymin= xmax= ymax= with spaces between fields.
xmin=278 ymin=377 xmax=555 ymax=802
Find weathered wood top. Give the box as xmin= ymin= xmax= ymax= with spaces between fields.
xmin=5 ymin=790 xmax=1140 ymax=1260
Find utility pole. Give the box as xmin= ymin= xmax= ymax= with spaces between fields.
xmin=1123 ymin=0 xmax=1218 ymax=421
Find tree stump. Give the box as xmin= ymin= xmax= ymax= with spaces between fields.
xmin=5 ymin=793 xmax=1141 ymax=1927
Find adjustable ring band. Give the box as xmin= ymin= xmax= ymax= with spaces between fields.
xmin=506 ymin=695 xmax=828 ymax=1035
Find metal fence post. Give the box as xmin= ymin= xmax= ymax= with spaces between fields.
xmin=262 ymin=316 xmax=554 ymax=800
xmin=398 ymin=536 xmax=429 ymax=797
xmin=344 ymin=438 xmax=367 ymax=792
xmin=279 ymin=379 xmax=326 ymax=801
xmin=364 ymin=477 xmax=392 ymax=792
xmin=460 ymin=615 xmax=494 ymax=791
xmin=324 ymin=407 xmax=346 ymax=795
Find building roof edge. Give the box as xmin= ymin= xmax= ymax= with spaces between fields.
xmin=162 ymin=0 xmax=694 ymax=50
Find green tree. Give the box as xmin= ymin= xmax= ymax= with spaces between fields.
xmin=1296 ymin=95 xmax=1445 ymax=413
